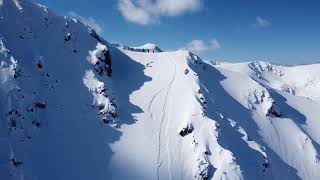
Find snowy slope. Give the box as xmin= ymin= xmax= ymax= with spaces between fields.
xmin=1 ymin=0 xmax=320 ymax=180
xmin=210 ymin=61 xmax=320 ymax=180
xmin=215 ymin=61 xmax=320 ymax=102
xmin=0 ymin=0 xmax=120 ymax=179
xmin=114 ymin=50 xmax=320 ymax=180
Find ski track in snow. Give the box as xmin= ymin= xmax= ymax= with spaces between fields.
xmin=148 ymin=87 xmax=166 ymax=118
xmin=156 ymin=56 xmax=177 ymax=180
xmin=165 ymin=56 xmax=177 ymax=180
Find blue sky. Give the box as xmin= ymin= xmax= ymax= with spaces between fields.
xmin=34 ymin=0 xmax=320 ymax=64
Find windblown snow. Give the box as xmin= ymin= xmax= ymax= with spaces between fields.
xmin=0 ymin=0 xmax=319 ymax=180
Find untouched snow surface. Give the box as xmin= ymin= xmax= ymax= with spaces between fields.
xmin=1 ymin=0 xmax=320 ymax=180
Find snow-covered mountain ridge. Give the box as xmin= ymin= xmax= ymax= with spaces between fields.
xmin=0 ymin=0 xmax=319 ymax=180
xmin=211 ymin=61 xmax=320 ymax=102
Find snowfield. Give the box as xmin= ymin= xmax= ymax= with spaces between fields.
xmin=0 ymin=0 xmax=320 ymax=180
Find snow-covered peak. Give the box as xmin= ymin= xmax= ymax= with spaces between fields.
xmin=113 ymin=42 xmax=163 ymax=53
xmin=134 ymin=43 xmax=163 ymax=52
xmin=215 ymin=61 xmax=320 ymax=102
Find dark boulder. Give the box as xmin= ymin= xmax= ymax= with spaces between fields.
xmin=179 ymin=123 xmax=194 ymax=137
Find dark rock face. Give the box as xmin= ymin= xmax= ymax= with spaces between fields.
xmin=9 ymin=158 xmax=23 ymax=167
xmin=266 ymin=102 xmax=281 ymax=117
xmin=87 ymin=27 xmax=104 ymax=44
xmin=262 ymin=158 xmax=270 ymax=172
xmin=197 ymin=159 xmax=213 ymax=180
xmin=94 ymin=85 xmax=117 ymax=124
xmin=32 ymin=120 xmax=41 ymax=128
xmin=34 ymin=102 xmax=46 ymax=109
xmin=64 ymin=33 xmax=71 ymax=42
xmin=179 ymin=123 xmax=194 ymax=137
xmin=94 ymin=48 xmax=112 ymax=77
xmin=102 ymin=49 xmax=112 ymax=77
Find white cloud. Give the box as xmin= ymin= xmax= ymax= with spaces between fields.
xmin=209 ymin=39 xmax=221 ymax=51
xmin=118 ymin=0 xmax=202 ymax=25
xmin=183 ymin=39 xmax=221 ymax=53
xmin=254 ymin=16 xmax=271 ymax=28
xmin=68 ymin=11 xmax=103 ymax=34
xmin=117 ymin=0 xmax=155 ymax=25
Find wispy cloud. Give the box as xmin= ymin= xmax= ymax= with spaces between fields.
xmin=182 ymin=39 xmax=221 ymax=53
xmin=118 ymin=0 xmax=203 ymax=25
xmin=68 ymin=11 xmax=103 ymax=34
xmin=254 ymin=16 xmax=271 ymax=28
